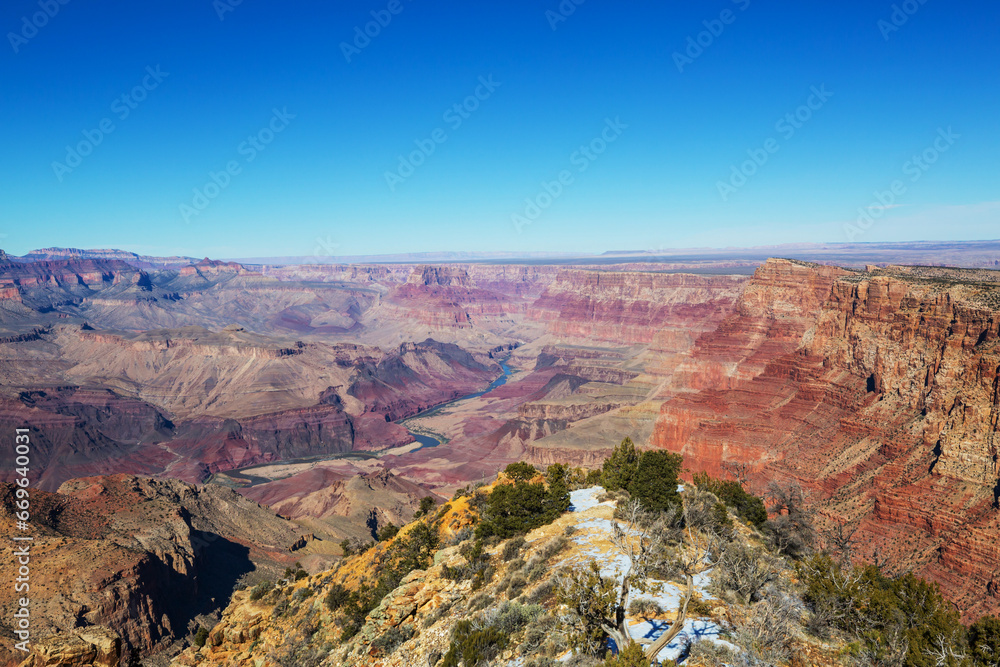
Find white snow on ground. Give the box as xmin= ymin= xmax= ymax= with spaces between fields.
xmin=550 ymin=485 xmax=736 ymax=663
xmin=569 ymin=485 xmax=611 ymax=512
xmin=631 ymin=584 xmax=685 ymax=613
xmin=692 ymin=568 xmax=716 ymax=599
xmin=628 ymin=618 xmax=739 ymax=663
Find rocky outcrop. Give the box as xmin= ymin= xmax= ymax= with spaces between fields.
xmin=241 ymin=469 xmax=437 ymax=541
xmin=16 ymin=627 xmax=122 ymax=667
xmin=405 ymin=266 xmax=472 ymax=288
xmin=176 ymin=259 xmax=251 ymax=279
xmin=653 ymin=261 xmax=1000 ymax=618
xmin=0 ymin=475 xmax=302 ymax=666
xmin=20 ymin=248 xmax=197 ymax=270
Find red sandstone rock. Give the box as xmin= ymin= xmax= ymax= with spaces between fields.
xmin=653 ymin=260 xmax=1000 ymax=619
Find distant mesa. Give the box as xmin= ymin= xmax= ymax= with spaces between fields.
xmin=18 ymin=247 xmax=199 ymax=270
xmin=406 ymin=265 xmax=472 ymax=287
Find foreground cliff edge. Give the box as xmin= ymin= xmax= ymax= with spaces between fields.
xmin=10 ymin=456 xmax=1000 ymax=667
xmin=170 ymin=459 xmax=1000 ymax=666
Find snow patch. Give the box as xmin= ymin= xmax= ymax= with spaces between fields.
xmin=627 ymin=618 xmax=736 ymax=662
xmin=569 ymin=486 xmax=608 ymax=512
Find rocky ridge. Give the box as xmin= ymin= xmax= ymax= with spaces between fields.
xmin=0 ymin=475 xmax=306 ymax=666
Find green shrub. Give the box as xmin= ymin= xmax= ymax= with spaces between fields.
xmin=377 ymin=523 xmax=399 ymax=542
xmin=502 ymin=536 xmax=526 ymax=561
xmin=476 ymin=478 xmax=568 ymax=540
xmin=627 ymin=598 xmax=662 ymax=618
xmin=693 ymin=472 xmax=767 ymax=529
xmin=800 ymin=554 xmax=970 ymax=666
xmin=625 ymin=450 xmax=682 ymax=512
xmin=537 ymin=535 xmax=569 ymax=561
xmin=371 ymin=625 xmax=414 ymax=655
xmin=504 ymin=573 xmax=529 ymax=598
xmin=601 ymin=438 xmax=639 ymax=491
xmin=249 ymin=581 xmax=272 ymax=601
xmin=493 ymin=601 xmax=544 ymax=634
xmin=525 ymin=561 xmax=548 ymax=583
xmin=444 ymin=538 xmax=492 ymax=584
xmin=192 ymin=626 xmax=209 ymax=648
xmin=602 ymin=642 xmax=653 ymax=666
xmin=969 ymin=616 xmax=1000 ymax=665
xmin=525 ymin=579 xmax=557 ymax=605
xmin=271 ymin=597 xmax=290 ymax=619
xmin=504 ymin=462 xmax=538 ymax=481
xmin=441 ymin=620 xmax=508 ymax=667
xmin=414 ymin=496 xmax=436 ymax=518
xmin=324 ymin=583 xmax=350 ymax=611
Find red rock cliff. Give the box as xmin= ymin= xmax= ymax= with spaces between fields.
xmin=528 ymin=269 xmax=747 ymax=345
xmin=653 ymin=261 xmax=1000 ymax=619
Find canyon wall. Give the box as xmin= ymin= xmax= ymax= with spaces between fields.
xmin=527 ymin=269 xmax=746 ymax=345
xmin=653 ymin=260 xmax=1000 ymax=618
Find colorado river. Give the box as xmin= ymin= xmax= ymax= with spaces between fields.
xmin=211 ymin=359 xmax=514 ymax=487
xmin=401 ymin=359 xmax=514 ymax=452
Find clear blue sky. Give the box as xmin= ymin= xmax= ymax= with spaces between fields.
xmin=0 ymin=1 xmax=997 ymax=258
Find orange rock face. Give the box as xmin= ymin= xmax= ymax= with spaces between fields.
xmin=653 ymin=260 xmax=1000 ymax=619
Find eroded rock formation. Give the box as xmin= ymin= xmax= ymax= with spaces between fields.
xmin=653 ymin=260 xmax=1000 ymax=618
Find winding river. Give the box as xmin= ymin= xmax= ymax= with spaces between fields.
xmin=213 ymin=359 xmax=515 ymax=487
xmin=401 ymin=359 xmax=514 ymax=452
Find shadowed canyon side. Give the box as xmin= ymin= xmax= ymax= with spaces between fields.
xmin=653 ymin=260 xmax=1000 ymax=618
xmin=0 ymin=475 xmax=307 ymax=666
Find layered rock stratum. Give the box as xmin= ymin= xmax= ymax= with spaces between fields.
xmin=653 ymin=259 xmax=1000 ymax=619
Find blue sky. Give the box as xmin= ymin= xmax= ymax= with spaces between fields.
xmin=0 ymin=1 xmax=997 ymax=258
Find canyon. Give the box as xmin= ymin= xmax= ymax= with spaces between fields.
xmin=3 ymin=244 xmax=1000 ymax=663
